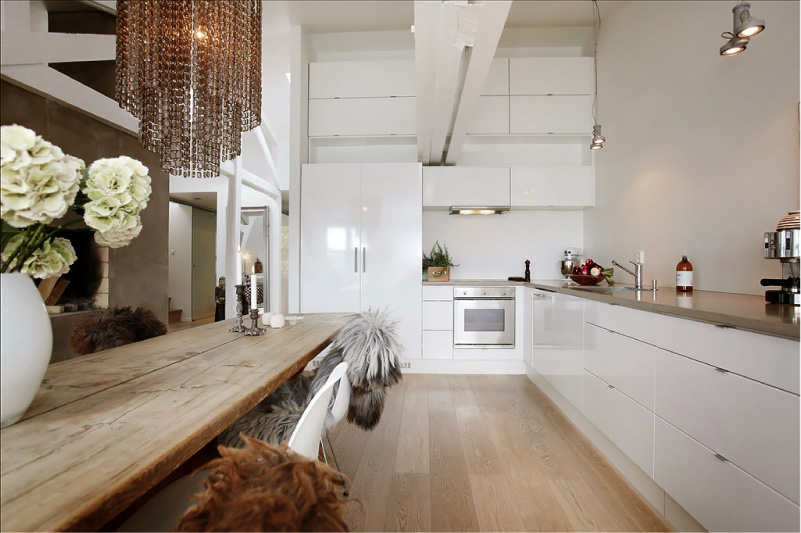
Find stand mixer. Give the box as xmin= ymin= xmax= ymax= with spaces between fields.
xmin=560 ymin=248 xmax=582 ymax=279
xmin=762 ymin=211 xmax=800 ymax=305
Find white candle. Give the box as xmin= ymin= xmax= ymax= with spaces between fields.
xmin=250 ymin=274 xmax=257 ymax=310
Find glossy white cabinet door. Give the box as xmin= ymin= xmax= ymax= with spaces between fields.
xmin=422 ymin=330 xmax=454 ymax=360
xmin=360 ymin=163 xmax=422 ymax=359
xmin=309 ymin=60 xmax=416 ymax=99
xmin=467 ymin=96 xmax=509 ymax=134
xmin=584 ymin=323 xmax=655 ymax=411
xmin=300 ymin=164 xmax=362 ymax=313
xmin=510 ymin=95 xmax=593 ymax=134
xmin=422 ymin=166 xmax=510 ymax=208
xmin=510 ymin=57 xmax=594 ymax=95
xmin=654 ymin=416 xmax=799 ymax=532
xmin=422 ymin=301 xmax=453 ymax=331
xmin=655 ymin=348 xmax=799 ymax=503
xmin=583 ymin=370 xmax=655 ymax=477
xmin=511 ymin=167 xmax=595 ymax=208
xmin=308 ymin=97 xmax=417 ymax=137
xmin=531 ymin=290 xmax=584 ymax=410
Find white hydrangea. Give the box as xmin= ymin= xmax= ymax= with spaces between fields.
xmin=0 ymin=125 xmax=85 ymax=228
xmin=84 ymin=155 xmax=152 ymax=217
xmin=1 ymin=235 xmax=77 ymax=279
xmin=94 ymin=216 xmax=142 ymax=248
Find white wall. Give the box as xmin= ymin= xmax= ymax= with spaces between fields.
xmin=586 ymin=1 xmax=800 ymax=294
xmin=423 ymin=210 xmax=583 ymax=280
xmin=168 ymin=202 xmax=193 ymax=320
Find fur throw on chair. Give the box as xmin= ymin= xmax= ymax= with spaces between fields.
xmin=69 ymin=306 xmax=167 ymax=355
xmin=218 ymin=309 xmax=403 ymax=448
xmin=176 ymin=435 xmax=349 ymax=532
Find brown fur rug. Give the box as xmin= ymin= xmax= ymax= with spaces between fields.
xmin=69 ymin=306 xmax=167 ymax=355
xmin=176 ymin=435 xmax=350 ymax=532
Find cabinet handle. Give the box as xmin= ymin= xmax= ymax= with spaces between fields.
xmin=714 ymin=367 xmax=729 ymax=374
xmin=362 ymin=247 xmax=366 ymax=273
xmin=354 ymin=247 xmax=358 ymax=273
xmin=714 ymin=453 xmax=729 ymax=463
xmin=532 ymin=293 xmax=546 ymax=299
xmin=607 ymin=384 xmax=614 ymax=389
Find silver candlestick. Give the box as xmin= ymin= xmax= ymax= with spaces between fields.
xmin=245 ymin=308 xmax=265 ymax=336
xmin=229 ymin=284 xmax=247 ymax=333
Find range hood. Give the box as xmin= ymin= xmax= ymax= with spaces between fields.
xmin=448 ymin=206 xmax=510 ymax=216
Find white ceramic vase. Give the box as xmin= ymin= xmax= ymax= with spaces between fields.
xmin=1 ymin=273 xmax=53 ymax=428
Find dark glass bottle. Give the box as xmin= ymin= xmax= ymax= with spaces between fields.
xmin=676 ymin=255 xmax=693 ymax=292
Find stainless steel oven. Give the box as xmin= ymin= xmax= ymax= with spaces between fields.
xmin=453 ymin=287 xmax=515 ymax=348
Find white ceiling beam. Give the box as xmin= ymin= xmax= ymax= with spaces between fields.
xmin=78 ymin=0 xmax=117 ymax=15
xmin=1 ymin=33 xmax=116 ymax=66
xmin=413 ymin=0 xmax=441 ymax=165
xmin=0 ymin=64 xmax=137 ymax=135
xmin=445 ymin=0 xmax=511 ymax=165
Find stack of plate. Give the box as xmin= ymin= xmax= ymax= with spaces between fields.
xmin=777 ymin=210 xmax=800 ymax=231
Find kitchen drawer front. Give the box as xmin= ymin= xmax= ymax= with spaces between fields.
xmin=583 ymin=371 xmax=654 ymax=476
xmin=510 ymin=166 xmax=595 ymax=208
xmin=423 ymin=286 xmax=453 ymax=301
xmin=585 ymin=300 xmax=654 ymax=340
xmin=584 ymin=323 xmax=655 ymax=411
xmin=654 ymin=416 xmax=799 ymax=532
xmin=422 ymin=301 xmax=454 ymax=331
xmin=309 ymin=60 xmax=416 ymax=98
xmin=423 ymin=166 xmax=510 ymax=208
xmin=509 ymin=95 xmax=592 ymax=135
xmin=648 ymin=312 xmax=799 ymax=394
xmin=422 ymin=330 xmax=453 ymax=360
xmin=308 ymin=97 xmax=416 ymax=136
xmin=655 ymin=348 xmax=799 ymax=503
xmin=467 ymin=96 xmax=509 ymax=134
xmin=509 ymin=57 xmax=594 ymax=95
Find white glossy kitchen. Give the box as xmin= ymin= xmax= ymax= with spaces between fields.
xmin=1 ymin=1 xmax=798 ymax=532
xmin=291 ymin=2 xmax=800 ymax=531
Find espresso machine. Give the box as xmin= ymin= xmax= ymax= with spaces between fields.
xmin=762 ymin=211 xmax=800 ymax=305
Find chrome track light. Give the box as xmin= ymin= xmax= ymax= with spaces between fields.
xmin=733 ymin=2 xmax=765 ymax=37
xmin=720 ymin=2 xmax=765 ymax=56
xmin=590 ymin=124 xmax=605 ymax=150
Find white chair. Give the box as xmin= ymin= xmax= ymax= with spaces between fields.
xmin=319 ymin=365 xmax=352 ymax=494
xmin=287 ymin=361 xmax=348 ymax=460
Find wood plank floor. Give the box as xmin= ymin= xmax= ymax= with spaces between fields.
xmin=328 ymin=374 xmax=671 ymax=532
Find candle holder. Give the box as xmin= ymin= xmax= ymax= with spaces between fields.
xmin=245 ymin=309 xmax=265 ymax=336
xmin=229 ymin=284 xmax=247 ymax=333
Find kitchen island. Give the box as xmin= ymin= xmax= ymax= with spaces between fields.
xmin=424 ymin=279 xmax=799 ymax=340
xmin=0 ymin=313 xmax=347 ymax=532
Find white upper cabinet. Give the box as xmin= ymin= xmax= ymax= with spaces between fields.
xmin=509 ymin=57 xmax=594 ymax=95
xmin=510 ymin=95 xmax=593 ymax=134
xmin=422 ymin=166 xmax=510 ymax=208
xmin=308 ymin=97 xmax=417 ymax=137
xmin=511 ymin=167 xmax=595 ymax=208
xmin=309 ymin=60 xmax=416 ymax=99
xmin=481 ymin=58 xmax=509 ymax=95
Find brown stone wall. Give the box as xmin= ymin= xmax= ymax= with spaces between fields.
xmin=0 ymin=80 xmax=169 ymax=337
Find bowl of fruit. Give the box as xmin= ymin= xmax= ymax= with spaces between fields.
xmin=569 ymin=259 xmax=614 ymax=286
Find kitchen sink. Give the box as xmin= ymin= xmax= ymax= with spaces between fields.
xmin=569 ymin=285 xmax=645 ymax=292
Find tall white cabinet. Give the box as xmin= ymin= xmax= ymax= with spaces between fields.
xmin=300 ymin=163 xmax=422 ymax=359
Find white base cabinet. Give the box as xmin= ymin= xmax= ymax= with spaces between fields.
xmin=655 ymin=416 xmax=799 ymax=532
xmin=422 ymin=286 xmax=453 ymax=360
xmin=301 ymin=163 xmax=422 ymax=359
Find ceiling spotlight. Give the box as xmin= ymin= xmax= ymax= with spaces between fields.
xmin=720 ymin=32 xmax=749 ymax=56
xmin=590 ymin=124 xmax=605 ymax=150
xmin=733 ymin=2 xmax=765 ymax=37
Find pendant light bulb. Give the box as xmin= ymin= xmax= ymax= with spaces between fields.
xmin=733 ymin=2 xmax=765 ymax=38
xmin=591 ymin=124 xmax=606 ymax=146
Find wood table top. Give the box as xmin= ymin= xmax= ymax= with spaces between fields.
xmin=0 ymin=313 xmax=348 ymax=532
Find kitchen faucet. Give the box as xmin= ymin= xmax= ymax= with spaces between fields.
xmin=612 ymin=259 xmax=644 ymax=289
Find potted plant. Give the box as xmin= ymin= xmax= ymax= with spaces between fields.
xmin=422 ymin=241 xmax=457 ymax=282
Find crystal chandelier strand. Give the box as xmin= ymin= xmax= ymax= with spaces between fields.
xmin=116 ymin=0 xmax=261 ymax=178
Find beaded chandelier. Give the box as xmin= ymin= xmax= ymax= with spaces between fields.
xmin=115 ymin=0 xmax=262 ymax=178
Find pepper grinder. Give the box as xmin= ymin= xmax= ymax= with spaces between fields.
xmin=245 ymin=308 xmax=264 ymax=336
xmin=229 ymin=284 xmax=247 ymax=333
xmin=524 ymin=260 xmax=531 ymax=282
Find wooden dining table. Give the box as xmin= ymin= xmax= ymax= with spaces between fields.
xmin=0 ymin=313 xmax=348 ymax=532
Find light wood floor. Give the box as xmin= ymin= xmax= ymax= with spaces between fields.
xmin=328 ymin=373 xmax=671 ymax=532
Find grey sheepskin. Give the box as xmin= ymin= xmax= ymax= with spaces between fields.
xmin=218 ymin=309 xmax=403 ymax=448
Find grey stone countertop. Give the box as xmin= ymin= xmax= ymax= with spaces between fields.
xmin=423 ymin=278 xmax=800 ymax=341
